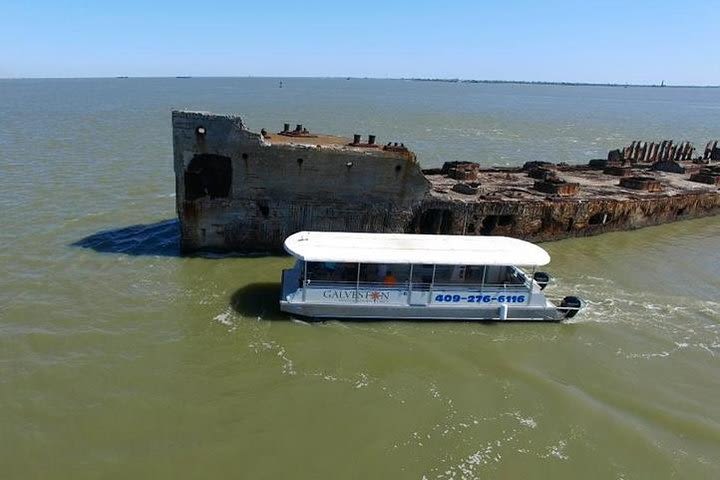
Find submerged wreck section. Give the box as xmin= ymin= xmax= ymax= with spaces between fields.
xmin=172 ymin=111 xmax=720 ymax=252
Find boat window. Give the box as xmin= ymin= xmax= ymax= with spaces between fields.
xmin=508 ymin=267 xmax=527 ymax=285
xmin=430 ymin=265 xmax=526 ymax=286
xmin=306 ymin=262 xmax=358 ymax=284
xmin=433 ymin=265 xmax=475 ymax=284
xmin=411 ymin=264 xmax=434 ymax=286
xmin=483 ymin=266 xmax=525 ymax=286
xmin=465 ymin=266 xmax=487 ymax=283
xmin=358 ymin=264 xmax=410 ymax=286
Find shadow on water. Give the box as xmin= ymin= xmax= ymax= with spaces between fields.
xmin=72 ymin=219 xmax=182 ymax=257
xmin=72 ymin=219 xmax=275 ymax=258
xmin=230 ymin=283 xmax=286 ymax=319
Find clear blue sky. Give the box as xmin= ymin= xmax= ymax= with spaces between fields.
xmin=2 ymin=0 xmax=718 ymax=84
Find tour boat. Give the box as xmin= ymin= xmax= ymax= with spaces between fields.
xmin=279 ymin=231 xmax=584 ymax=321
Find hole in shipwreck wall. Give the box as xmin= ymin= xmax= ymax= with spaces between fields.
xmin=184 ymin=154 xmax=232 ymax=201
xmin=417 ymin=209 xmax=453 ymax=234
xmin=479 ymin=215 xmax=515 ymax=235
xmin=588 ymin=212 xmax=611 ymax=226
xmin=480 ymin=215 xmax=498 ymax=235
xmin=498 ymin=215 xmax=514 ymax=227
xmin=256 ymin=201 xmax=270 ymax=218
xmin=297 ymin=158 xmax=304 ymax=166
xmin=242 ymin=153 xmax=249 ymax=160
xmin=676 ymin=208 xmax=686 ymax=216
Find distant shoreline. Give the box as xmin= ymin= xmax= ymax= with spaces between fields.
xmin=0 ymin=75 xmax=717 ymax=88
xmin=406 ymin=78 xmax=719 ymax=89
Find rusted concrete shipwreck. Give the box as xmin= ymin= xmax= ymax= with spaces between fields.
xmin=172 ymin=111 xmax=720 ymax=252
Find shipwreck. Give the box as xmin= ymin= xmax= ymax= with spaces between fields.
xmin=172 ymin=111 xmax=720 ymax=253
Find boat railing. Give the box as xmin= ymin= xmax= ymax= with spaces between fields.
xmin=305 ymin=280 xmax=409 ymax=289
xmin=302 ymin=279 xmax=530 ymax=293
xmin=430 ymin=281 xmax=529 ymax=291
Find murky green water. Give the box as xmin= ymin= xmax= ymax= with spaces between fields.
xmin=1 ymin=78 xmax=719 ymax=479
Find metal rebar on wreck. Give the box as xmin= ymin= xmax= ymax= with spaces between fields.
xmin=704 ymin=141 xmax=713 ymax=159
xmin=641 ymin=143 xmax=649 ymax=162
xmin=623 ymin=143 xmax=633 ymax=161
xmin=684 ymin=142 xmax=694 ymax=160
xmin=647 ymin=142 xmax=657 ymax=162
xmin=672 ymin=143 xmax=681 ymax=161
xmin=665 ymin=141 xmax=674 ymax=161
xmin=627 ymin=142 xmax=635 ymax=161
xmin=669 ymin=144 xmax=677 ymax=162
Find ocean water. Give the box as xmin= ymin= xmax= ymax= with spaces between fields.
xmin=0 ymin=78 xmax=719 ymax=479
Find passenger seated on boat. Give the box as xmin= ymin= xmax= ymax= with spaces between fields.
xmin=383 ymin=271 xmax=397 ymax=285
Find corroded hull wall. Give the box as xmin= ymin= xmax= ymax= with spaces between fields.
xmin=409 ymin=194 xmax=720 ymax=241
xmin=173 ymin=111 xmax=429 ymax=252
xmin=173 ymin=111 xmax=720 ymax=252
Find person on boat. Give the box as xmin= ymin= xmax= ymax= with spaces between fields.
xmin=383 ymin=271 xmax=397 ymax=286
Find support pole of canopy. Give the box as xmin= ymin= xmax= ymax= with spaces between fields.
xmin=480 ymin=266 xmax=487 ymax=295
xmin=408 ymin=264 xmax=414 ymax=305
xmin=302 ymin=261 xmax=307 ymax=302
xmin=528 ymin=266 xmax=535 ymax=304
xmin=355 ymin=263 xmax=360 ymax=303
xmin=428 ymin=265 xmax=437 ymax=304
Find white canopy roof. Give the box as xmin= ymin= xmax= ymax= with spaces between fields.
xmin=284 ymin=231 xmax=550 ymax=266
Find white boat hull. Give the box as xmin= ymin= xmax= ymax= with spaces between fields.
xmin=279 ymin=300 xmax=566 ymax=321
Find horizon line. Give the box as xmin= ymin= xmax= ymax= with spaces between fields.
xmin=1 ymin=75 xmax=718 ymax=88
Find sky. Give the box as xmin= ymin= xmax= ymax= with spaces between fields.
xmin=1 ymin=0 xmax=718 ymax=85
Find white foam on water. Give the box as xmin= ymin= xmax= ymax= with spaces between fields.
xmin=290 ymin=317 xmax=312 ymax=326
xmin=213 ymin=308 xmax=238 ymax=332
xmin=513 ymin=412 xmax=538 ymax=429
xmin=541 ymin=439 xmax=569 ymax=460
